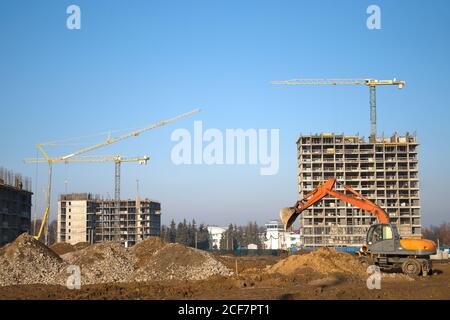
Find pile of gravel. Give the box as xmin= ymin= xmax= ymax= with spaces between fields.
xmin=61 ymin=242 xmax=137 ymax=285
xmin=0 ymin=234 xmax=232 ymax=286
xmin=0 ymin=234 xmax=67 ymax=286
xmin=133 ymin=242 xmax=233 ymax=281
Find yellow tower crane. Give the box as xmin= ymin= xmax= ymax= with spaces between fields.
xmin=23 ymin=108 xmax=200 ymax=244
xmin=24 ymin=155 xmax=149 ymax=242
xmin=271 ymin=78 xmax=405 ymax=140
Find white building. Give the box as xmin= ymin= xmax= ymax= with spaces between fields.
xmin=207 ymin=226 xmax=226 ymax=250
xmin=262 ymin=220 xmax=301 ymax=250
xmin=285 ymin=232 xmax=301 ymax=249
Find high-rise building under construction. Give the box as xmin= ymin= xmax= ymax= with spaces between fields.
xmin=297 ymin=133 xmax=421 ymax=247
xmin=0 ymin=167 xmax=32 ymax=246
xmin=57 ymin=193 xmax=161 ymax=247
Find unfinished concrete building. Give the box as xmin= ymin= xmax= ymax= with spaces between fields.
xmin=95 ymin=198 xmax=161 ymax=244
xmin=0 ymin=167 xmax=32 ymax=246
xmin=57 ymin=193 xmax=161 ymax=247
xmin=297 ymin=133 xmax=421 ymax=248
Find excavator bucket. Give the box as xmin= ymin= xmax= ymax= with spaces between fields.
xmin=279 ymin=207 xmax=299 ymax=230
xmin=279 ymin=178 xmax=337 ymax=230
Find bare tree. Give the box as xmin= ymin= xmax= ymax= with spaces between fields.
xmin=423 ymin=222 xmax=450 ymax=246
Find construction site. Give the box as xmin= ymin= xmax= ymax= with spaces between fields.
xmin=0 ymin=80 xmax=450 ymax=300
xmin=1 ymin=2 xmax=450 ymax=305
xmin=0 ymin=233 xmax=449 ymax=300
xmin=0 ymin=77 xmax=448 ymax=301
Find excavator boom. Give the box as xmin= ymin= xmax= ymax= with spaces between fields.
xmin=280 ymin=178 xmax=389 ymax=229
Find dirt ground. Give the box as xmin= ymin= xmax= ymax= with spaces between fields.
xmin=1 ymin=254 xmax=449 ymax=300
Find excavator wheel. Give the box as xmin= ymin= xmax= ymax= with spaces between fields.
xmin=401 ymin=259 xmax=421 ymax=276
xmin=358 ymin=256 xmax=374 ymax=269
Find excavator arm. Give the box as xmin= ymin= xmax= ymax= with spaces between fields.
xmin=280 ymin=178 xmax=389 ymax=230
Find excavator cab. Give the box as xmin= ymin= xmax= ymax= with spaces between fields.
xmin=366 ymin=223 xmax=399 ymax=253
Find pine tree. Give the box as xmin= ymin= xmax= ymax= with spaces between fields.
xmin=175 ymin=222 xmax=186 ymax=245
xmin=191 ymin=219 xmax=198 ymax=248
xmin=253 ymin=221 xmax=263 ymax=248
xmin=169 ymin=219 xmax=176 ymax=243
xmin=197 ymin=223 xmax=210 ymax=250
xmin=161 ymin=225 xmax=169 ymax=242
xmin=186 ymin=221 xmax=192 ymax=246
xmin=222 ymin=224 xmax=234 ymax=250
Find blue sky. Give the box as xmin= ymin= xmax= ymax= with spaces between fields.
xmin=0 ymin=0 xmax=449 ymax=226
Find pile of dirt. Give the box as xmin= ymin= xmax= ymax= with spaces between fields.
xmin=60 ymin=237 xmax=231 ymax=283
xmin=0 ymin=234 xmax=67 ymax=286
xmin=61 ymin=242 xmax=136 ymax=285
xmin=267 ymin=248 xmax=365 ymax=277
xmin=133 ymin=243 xmax=233 ymax=281
xmin=129 ymin=236 xmax=166 ymax=267
xmin=49 ymin=242 xmax=90 ymax=256
xmin=50 ymin=242 xmax=76 ymax=256
xmin=1 ymin=234 xmax=232 ymax=286
xmin=73 ymin=242 xmax=90 ymax=251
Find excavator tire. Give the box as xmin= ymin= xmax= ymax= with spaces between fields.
xmin=358 ymin=256 xmax=375 ymax=269
xmin=402 ymin=258 xmax=421 ymax=276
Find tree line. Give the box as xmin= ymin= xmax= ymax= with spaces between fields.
xmin=423 ymin=222 xmax=450 ymax=246
xmin=219 ymin=222 xmax=265 ymax=250
xmin=161 ymin=220 xmax=266 ymax=250
xmin=160 ymin=219 xmax=210 ymax=249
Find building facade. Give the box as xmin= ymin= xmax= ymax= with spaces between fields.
xmin=297 ymin=133 xmax=421 ymax=248
xmin=57 ymin=193 xmax=161 ymax=247
xmin=263 ymin=220 xmax=301 ymax=250
xmin=0 ymin=167 xmax=32 ymax=246
xmin=207 ymin=226 xmax=226 ymax=250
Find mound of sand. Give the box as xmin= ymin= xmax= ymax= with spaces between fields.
xmin=0 ymin=233 xmax=67 ymax=286
xmin=133 ymin=243 xmax=233 ymax=281
xmin=50 ymin=242 xmax=76 ymax=255
xmin=73 ymin=242 xmax=90 ymax=251
xmin=50 ymin=242 xmax=90 ymax=256
xmin=129 ymin=236 xmax=166 ymax=267
xmin=267 ymin=248 xmax=365 ymax=276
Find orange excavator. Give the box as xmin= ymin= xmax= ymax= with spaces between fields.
xmin=280 ymin=178 xmax=436 ymax=276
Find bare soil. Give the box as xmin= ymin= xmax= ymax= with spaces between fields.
xmin=0 ymin=234 xmax=231 ymax=286
xmin=50 ymin=242 xmax=76 ymax=256
xmin=0 ymin=262 xmax=449 ymax=300
xmin=50 ymin=242 xmax=90 ymax=255
xmin=1 ymin=234 xmax=449 ymax=300
xmin=267 ymin=247 xmax=366 ymax=277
